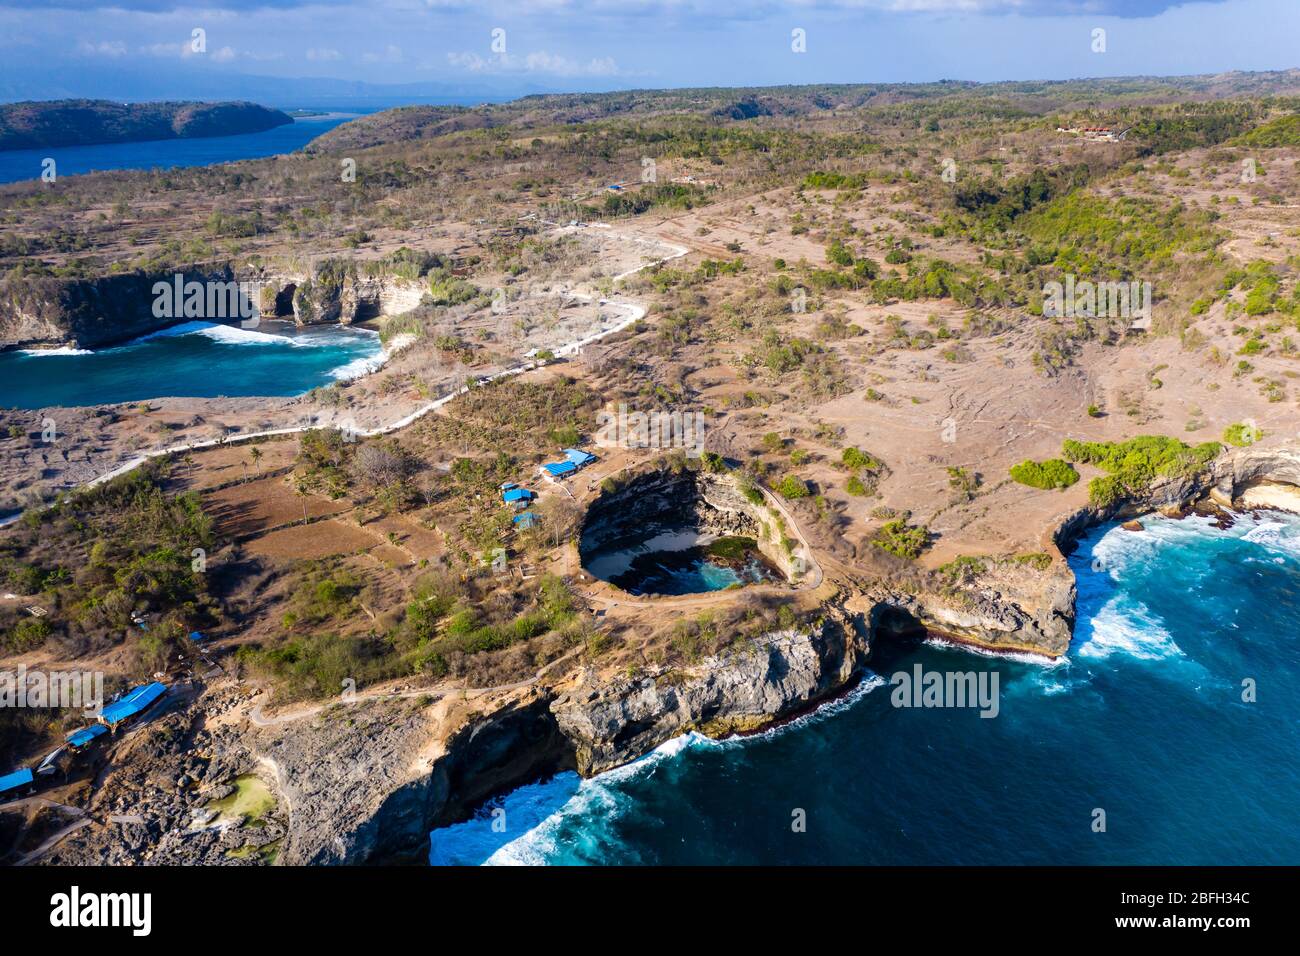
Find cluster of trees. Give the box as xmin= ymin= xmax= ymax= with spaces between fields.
xmin=0 ymin=460 xmax=216 ymax=671
xmin=1060 ymin=436 xmax=1222 ymax=507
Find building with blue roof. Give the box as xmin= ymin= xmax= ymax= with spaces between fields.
xmin=512 ymin=512 xmax=540 ymax=529
xmin=502 ymin=487 xmax=537 ymax=507
xmin=0 ymin=767 xmax=33 ymax=797
xmin=66 ymin=724 xmax=108 ymax=748
xmin=98 ymin=682 xmax=166 ymax=729
xmin=562 ymin=448 xmax=597 ymax=468
xmin=541 ymin=460 xmax=578 ymax=480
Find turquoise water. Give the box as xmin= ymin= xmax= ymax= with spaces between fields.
xmin=0 ymin=113 xmax=358 ymax=185
xmin=609 ymin=548 xmax=744 ymax=595
xmin=429 ymin=510 xmax=1300 ymax=865
xmin=0 ymin=320 xmax=385 ymax=409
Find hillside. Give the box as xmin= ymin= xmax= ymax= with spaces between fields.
xmin=0 ymin=99 xmax=293 ymax=151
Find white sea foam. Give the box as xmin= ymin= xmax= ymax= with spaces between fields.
xmin=1077 ymin=596 xmax=1182 ymax=661
xmin=436 ymin=676 xmax=890 ymax=866
xmin=327 ymin=350 xmax=387 ymax=381
xmin=921 ymin=636 xmax=1064 ymax=668
xmin=481 ymin=733 xmax=718 ymax=866
xmin=19 ymin=346 xmax=93 ymax=356
xmin=134 ymin=321 xmax=298 ymax=346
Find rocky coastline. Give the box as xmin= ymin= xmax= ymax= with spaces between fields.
xmin=35 ymin=444 xmax=1300 ymax=866
xmin=0 ymin=259 xmax=425 ymax=351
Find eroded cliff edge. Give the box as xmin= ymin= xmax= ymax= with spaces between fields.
xmin=0 ymin=259 xmax=425 ymax=350
xmin=38 ymin=445 xmax=1300 ymax=866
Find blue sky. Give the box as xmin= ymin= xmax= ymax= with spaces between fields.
xmin=0 ymin=0 xmax=1296 ymax=103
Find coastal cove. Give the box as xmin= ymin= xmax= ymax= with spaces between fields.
xmin=0 ymin=112 xmax=359 ymax=185
xmin=0 ymin=320 xmax=386 ymax=408
xmin=429 ymin=510 xmax=1300 ymax=866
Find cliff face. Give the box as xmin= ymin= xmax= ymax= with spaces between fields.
xmin=553 ymin=616 xmax=869 ymax=775
xmin=0 ymin=267 xmax=241 ymax=349
xmin=858 ymin=559 xmax=1077 ymax=659
xmin=1054 ymin=445 xmax=1300 ymax=552
xmin=0 ymin=262 xmax=426 ymax=350
xmin=263 ymin=616 xmax=868 ymax=863
xmin=257 ymin=690 xmax=574 ymax=866
xmin=579 ymin=469 xmax=810 ymax=584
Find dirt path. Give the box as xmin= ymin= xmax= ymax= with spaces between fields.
xmin=67 ymin=236 xmax=688 ymax=495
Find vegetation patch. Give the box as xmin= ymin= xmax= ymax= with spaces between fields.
xmin=1009 ymin=458 xmax=1080 ymax=490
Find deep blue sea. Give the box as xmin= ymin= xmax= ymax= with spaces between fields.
xmin=0 ymin=112 xmax=359 ymax=185
xmin=429 ymin=510 xmax=1300 ymax=865
xmin=0 ymin=320 xmax=385 ymax=408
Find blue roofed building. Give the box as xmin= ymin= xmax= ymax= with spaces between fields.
xmin=66 ymin=724 xmax=108 ymax=749
xmin=541 ymin=460 xmax=578 ymax=480
xmin=513 ymin=511 xmax=540 ymax=529
xmin=0 ymin=767 xmax=33 ymax=798
xmin=98 ymin=682 xmax=166 ymax=729
xmin=502 ymin=487 xmax=537 ymax=507
xmin=562 ymin=448 xmax=597 ymax=468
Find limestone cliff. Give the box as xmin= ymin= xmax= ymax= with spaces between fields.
xmin=0 ymin=261 xmax=426 ymax=350
xmin=552 ymin=615 xmax=869 ymax=775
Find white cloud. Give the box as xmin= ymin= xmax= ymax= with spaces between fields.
xmin=306 ymin=47 xmax=342 ymax=61
xmin=361 ymin=44 xmax=404 ymax=63
xmin=211 ymin=45 xmax=236 ymax=62
xmin=447 ymin=48 xmax=621 ymax=76
xmin=76 ymin=40 xmax=127 ymax=57
xmin=140 ymin=41 xmax=185 ymax=57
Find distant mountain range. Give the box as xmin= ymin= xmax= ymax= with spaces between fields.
xmin=0 ymin=63 xmax=591 ymax=112
xmin=0 ymin=100 xmax=294 ymax=151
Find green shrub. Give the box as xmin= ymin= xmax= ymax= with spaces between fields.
xmin=1009 ymin=458 xmax=1079 ymax=490
xmin=841 ymin=447 xmax=881 ymax=472
xmin=776 ymin=475 xmax=810 ymax=499
xmin=1223 ymin=422 xmax=1263 ymax=447
xmin=872 ymin=520 xmax=929 ymax=560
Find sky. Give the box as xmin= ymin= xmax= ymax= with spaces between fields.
xmin=0 ymin=0 xmax=1297 ymax=105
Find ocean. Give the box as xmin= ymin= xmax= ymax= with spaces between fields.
xmin=0 ymin=320 xmax=386 ymax=409
xmin=429 ymin=510 xmax=1300 ymax=865
xmin=0 ymin=112 xmax=358 ymax=185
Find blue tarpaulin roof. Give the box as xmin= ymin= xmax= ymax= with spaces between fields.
xmin=0 ymin=767 xmax=33 ymax=795
xmin=502 ymin=487 xmax=536 ymax=503
xmin=99 ymin=682 xmax=166 ymax=727
xmin=563 ymin=448 xmax=596 ymax=466
xmin=66 ymin=724 xmax=108 ymax=748
xmin=513 ymin=512 xmax=540 ymax=527
xmin=542 ymin=461 xmax=578 ymax=477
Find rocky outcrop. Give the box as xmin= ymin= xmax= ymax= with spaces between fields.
xmin=553 ymin=614 xmax=868 ymax=774
xmin=855 ymin=557 xmax=1076 ymax=659
xmin=580 ymin=468 xmax=808 ymax=583
xmin=0 ymin=266 xmax=242 ymax=350
xmin=260 ymin=689 xmax=574 ymax=865
xmin=1054 ymin=444 xmax=1300 ymax=552
xmin=272 ymin=266 xmax=425 ymax=327
xmin=1 ymin=261 xmax=426 ymax=350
